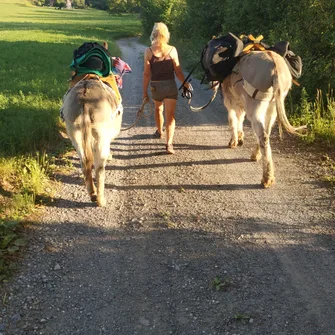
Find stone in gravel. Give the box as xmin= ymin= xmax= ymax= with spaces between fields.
xmin=139 ymin=317 xmax=149 ymax=326
xmin=54 ymin=264 xmax=61 ymax=270
xmin=0 ymin=324 xmax=5 ymax=331
xmin=11 ymin=314 xmax=21 ymax=323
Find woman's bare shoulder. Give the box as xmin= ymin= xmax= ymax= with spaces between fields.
xmin=169 ymin=45 xmax=179 ymax=58
xmin=144 ymin=47 xmax=153 ymax=58
xmin=145 ymin=47 xmax=152 ymax=54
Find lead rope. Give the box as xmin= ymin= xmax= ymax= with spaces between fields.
xmin=189 ymin=81 xmax=220 ymax=112
xmin=121 ymin=97 xmax=153 ymax=131
xmin=96 ymin=77 xmax=153 ymax=131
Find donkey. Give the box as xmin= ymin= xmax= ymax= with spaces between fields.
xmin=220 ymin=50 xmax=305 ymax=188
xmin=62 ymin=77 xmax=123 ymax=206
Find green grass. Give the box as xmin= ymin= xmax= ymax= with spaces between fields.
xmin=0 ymin=0 xmax=141 ymax=156
xmin=290 ymin=87 xmax=335 ymax=145
xmin=0 ymin=0 xmax=142 ymax=281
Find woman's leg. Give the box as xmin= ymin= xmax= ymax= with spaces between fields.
xmin=153 ymin=100 xmax=164 ymax=135
xmin=164 ymin=98 xmax=177 ymax=146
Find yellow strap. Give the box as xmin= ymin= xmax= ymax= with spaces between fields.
xmin=241 ymin=34 xmax=266 ymax=53
xmin=292 ymin=79 xmax=300 ymax=86
xmin=101 ymin=74 xmax=121 ymax=104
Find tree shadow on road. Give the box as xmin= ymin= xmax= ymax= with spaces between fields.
xmin=9 ymin=216 xmax=334 ymax=335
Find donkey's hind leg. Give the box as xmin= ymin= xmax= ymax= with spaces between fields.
xmin=227 ymin=108 xmax=239 ymax=148
xmin=93 ymin=137 xmax=111 ymax=207
xmin=247 ymin=98 xmax=275 ymax=188
xmin=261 ymin=101 xmax=277 ymax=187
xmin=67 ymin=126 xmax=97 ymax=201
xmin=236 ymin=108 xmax=246 ymax=146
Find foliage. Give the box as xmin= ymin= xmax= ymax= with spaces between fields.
xmin=55 ymin=0 xmax=66 ymax=8
xmin=72 ymin=0 xmax=85 ymax=8
xmin=210 ymin=276 xmax=232 ymax=291
xmin=0 ymin=152 xmax=51 ymax=282
xmin=139 ymin=0 xmax=186 ymax=36
xmin=290 ymin=88 xmax=335 ymax=144
xmin=233 ymin=313 xmax=252 ymax=324
xmin=0 ymin=153 xmax=52 ymax=218
xmin=106 ymin=0 xmax=140 ymax=13
xmin=0 ymin=220 xmax=26 ymax=282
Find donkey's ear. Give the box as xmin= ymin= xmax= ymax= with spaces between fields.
xmin=103 ymin=41 xmax=108 ymax=50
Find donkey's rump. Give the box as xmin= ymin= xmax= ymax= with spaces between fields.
xmin=63 ymin=79 xmax=120 ymax=122
xmin=239 ymin=51 xmax=292 ymax=93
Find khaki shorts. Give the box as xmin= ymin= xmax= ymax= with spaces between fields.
xmin=150 ymin=80 xmax=178 ymax=102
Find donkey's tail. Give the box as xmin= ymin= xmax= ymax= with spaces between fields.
xmin=272 ymin=55 xmax=307 ymax=136
xmin=81 ymin=102 xmax=94 ymax=178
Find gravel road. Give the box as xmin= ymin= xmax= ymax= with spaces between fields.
xmin=1 ymin=38 xmax=334 ymax=335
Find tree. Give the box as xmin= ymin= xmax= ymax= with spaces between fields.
xmin=73 ymin=0 xmax=85 ymax=8
xmin=139 ymin=0 xmax=185 ymax=35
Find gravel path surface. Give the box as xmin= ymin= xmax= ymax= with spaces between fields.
xmin=1 ymin=38 xmax=334 ymax=335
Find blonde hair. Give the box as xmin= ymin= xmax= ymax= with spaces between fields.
xmin=150 ymin=22 xmax=170 ymax=46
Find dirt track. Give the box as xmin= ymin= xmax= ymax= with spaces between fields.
xmin=1 ymin=38 xmax=334 ymax=335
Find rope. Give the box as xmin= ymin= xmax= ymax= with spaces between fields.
xmin=189 ymin=82 xmax=220 ymax=112
xmin=121 ymin=97 xmax=153 ymax=131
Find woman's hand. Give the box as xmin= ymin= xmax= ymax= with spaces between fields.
xmin=183 ymin=82 xmax=193 ymax=91
xmin=143 ymin=92 xmax=149 ymax=102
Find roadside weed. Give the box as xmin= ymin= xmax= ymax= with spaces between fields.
xmin=0 ymin=220 xmax=26 ymax=282
xmin=293 ymin=88 xmax=335 ymax=144
xmin=321 ymin=155 xmax=335 ymax=187
xmin=233 ymin=313 xmax=252 ymax=324
xmin=159 ymin=211 xmax=171 ymax=220
xmin=0 ymin=152 xmax=54 ymax=219
xmin=210 ymin=276 xmax=233 ymax=291
xmin=0 ymin=152 xmax=54 ymax=282
xmin=157 ymin=211 xmax=177 ymax=228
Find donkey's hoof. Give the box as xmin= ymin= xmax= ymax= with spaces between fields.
xmin=251 ymin=152 xmax=262 ymax=161
xmin=97 ymin=197 xmax=106 ymax=207
xmin=90 ymin=194 xmax=97 ymax=202
xmin=228 ymin=140 xmax=237 ymax=148
xmin=261 ymin=177 xmax=275 ymax=188
xmin=238 ymin=139 xmax=244 ymax=146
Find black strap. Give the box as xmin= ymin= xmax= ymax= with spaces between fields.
xmin=181 ymin=84 xmax=193 ymax=100
xmin=178 ymin=60 xmax=201 ymax=91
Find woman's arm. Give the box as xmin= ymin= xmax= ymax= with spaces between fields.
xmin=142 ymin=48 xmax=151 ymax=100
xmin=171 ymin=47 xmax=190 ymax=88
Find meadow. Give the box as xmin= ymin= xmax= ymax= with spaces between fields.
xmin=0 ymin=0 xmax=141 ymax=280
xmin=0 ymin=0 xmax=141 ymax=155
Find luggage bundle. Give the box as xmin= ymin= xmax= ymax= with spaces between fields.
xmin=200 ymin=33 xmax=302 ymax=82
xmin=70 ymin=42 xmax=112 ymax=78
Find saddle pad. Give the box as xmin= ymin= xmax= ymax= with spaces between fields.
xmin=69 ymin=73 xmax=121 ymax=105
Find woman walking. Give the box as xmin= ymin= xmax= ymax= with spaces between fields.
xmin=142 ymin=22 xmax=191 ymax=154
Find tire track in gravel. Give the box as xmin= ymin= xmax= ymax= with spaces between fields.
xmin=1 ymin=37 xmax=334 ymax=335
